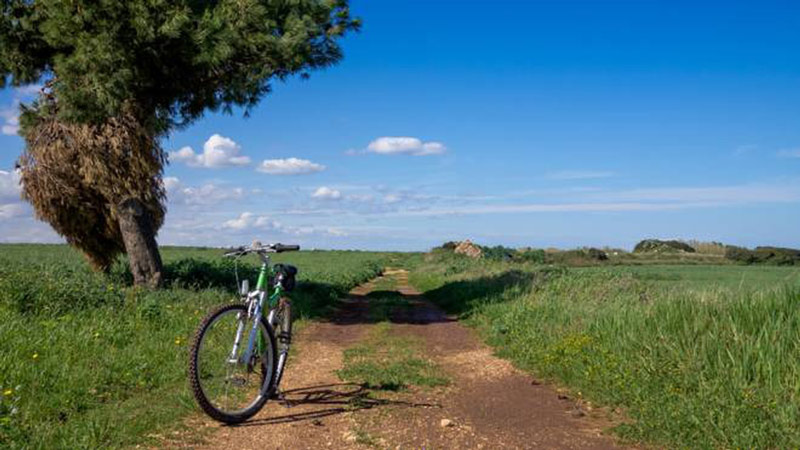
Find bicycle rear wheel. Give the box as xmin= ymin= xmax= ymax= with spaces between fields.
xmin=271 ymin=297 xmax=292 ymax=394
xmin=189 ymin=304 xmax=276 ymax=423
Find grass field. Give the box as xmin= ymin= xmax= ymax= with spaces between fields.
xmin=3 ymin=244 xmax=800 ymax=449
xmin=408 ymin=251 xmax=800 ymax=449
xmin=584 ymin=264 xmax=800 ymax=289
xmin=0 ymin=244 xmax=395 ymax=449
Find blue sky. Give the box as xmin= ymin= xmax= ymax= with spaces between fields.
xmin=2 ymin=0 xmax=800 ymax=250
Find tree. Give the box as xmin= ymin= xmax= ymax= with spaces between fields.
xmin=0 ymin=0 xmax=359 ymax=286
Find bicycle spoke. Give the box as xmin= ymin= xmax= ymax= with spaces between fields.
xmin=193 ymin=306 xmax=273 ymax=417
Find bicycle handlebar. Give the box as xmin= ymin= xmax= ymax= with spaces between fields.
xmin=222 ymin=242 xmax=300 ymax=257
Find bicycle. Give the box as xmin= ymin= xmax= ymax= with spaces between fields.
xmin=188 ymin=241 xmax=300 ymax=424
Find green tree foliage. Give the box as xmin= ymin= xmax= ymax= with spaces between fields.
xmin=1 ymin=0 xmax=359 ymax=284
xmin=2 ymin=0 xmax=359 ymax=130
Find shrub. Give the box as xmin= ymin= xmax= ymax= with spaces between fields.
xmin=516 ymin=249 xmax=546 ymax=264
xmin=634 ymin=239 xmax=695 ymax=254
xmin=585 ymin=247 xmax=609 ymax=261
xmin=439 ymin=241 xmax=459 ymax=251
xmin=725 ymin=246 xmax=757 ymax=264
xmin=480 ymin=245 xmax=516 ymax=261
xmin=687 ymin=240 xmax=726 ymax=255
xmin=726 ymin=246 xmax=800 ymax=266
xmin=545 ymin=247 xmax=609 ymax=266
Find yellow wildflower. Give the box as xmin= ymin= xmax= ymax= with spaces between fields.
xmin=3 ymin=389 xmax=12 ymax=396
xmin=32 ymin=353 xmax=39 ymax=360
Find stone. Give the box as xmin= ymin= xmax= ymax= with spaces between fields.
xmin=454 ymin=240 xmax=482 ymax=258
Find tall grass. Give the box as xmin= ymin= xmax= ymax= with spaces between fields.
xmin=409 ymin=254 xmax=800 ymax=449
xmin=686 ymin=240 xmax=727 ymax=256
xmin=0 ymin=245 xmax=389 ymax=449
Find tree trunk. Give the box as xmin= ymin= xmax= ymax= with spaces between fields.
xmin=117 ymin=197 xmax=163 ymax=288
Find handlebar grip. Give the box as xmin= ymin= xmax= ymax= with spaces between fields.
xmin=274 ymin=244 xmax=300 ymax=253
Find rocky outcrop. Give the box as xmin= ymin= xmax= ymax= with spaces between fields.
xmin=454 ymin=240 xmax=482 ymax=258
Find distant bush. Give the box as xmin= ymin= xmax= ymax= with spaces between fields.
xmin=439 ymin=241 xmax=459 ymax=250
xmin=634 ymin=239 xmax=695 ymax=254
xmin=687 ymin=240 xmax=726 ymax=255
xmin=546 ymin=247 xmax=608 ymax=266
xmin=585 ymin=247 xmax=609 ymax=261
xmin=725 ymin=246 xmax=800 ymax=266
xmin=479 ymin=245 xmax=516 ymax=261
xmin=516 ymin=249 xmax=546 ymax=264
xmin=724 ymin=246 xmax=756 ymax=264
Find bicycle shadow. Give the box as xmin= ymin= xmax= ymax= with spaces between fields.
xmin=228 ymin=382 xmax=439 ymax=427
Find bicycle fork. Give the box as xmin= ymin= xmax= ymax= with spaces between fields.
xmin=228 ymin=291 xmax=267 ymax=366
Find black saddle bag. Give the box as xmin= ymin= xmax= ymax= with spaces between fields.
xmin=272 ymin=264 xmax=298 ymax=291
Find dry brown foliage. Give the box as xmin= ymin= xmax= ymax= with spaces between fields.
xmin=17 ymin=108 xmax=166 ymax=271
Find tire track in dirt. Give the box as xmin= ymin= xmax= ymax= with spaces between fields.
xmin=174 ymin=270 xmax=629 ymax=449
xmin=381 ymin=269 xmax=627 ymax=449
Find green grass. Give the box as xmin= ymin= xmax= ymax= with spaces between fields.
xmin=0 ymin=244 xmax=392 ymax=449
xmin=407 ymin=253 xmax=800 ymax=449
xmin=365 ymin=291 xmax=411 ymax=322
xmin=581 ymin=264 xmax=800 ymax=290
xmin=369 ymin=274 xmax=398 ymax=292
xmin=337 ymin=322 xmax=448 ymax=391
xmin=352 ymin=427 xmax=381 ymax=447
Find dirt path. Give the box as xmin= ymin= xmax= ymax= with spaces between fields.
xmin=182 ymin=270 xmax=628 ymax=449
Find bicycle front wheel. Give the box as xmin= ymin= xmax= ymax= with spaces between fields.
xmin=189 ymin=304 xmax=276 ymax=424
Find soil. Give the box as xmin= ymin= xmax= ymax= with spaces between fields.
xmin=170 ymin=269 xmax=631 ymax=449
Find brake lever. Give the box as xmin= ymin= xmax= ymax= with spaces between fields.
xmin=223 ymin=246 xmax=247 ymax=257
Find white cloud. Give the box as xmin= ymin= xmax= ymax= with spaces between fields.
xmin=274 ymin=180 xmax=800 ymax=220
xmin=0 ymin=203 xmax=25 ymax=220
xmin=0 ymin=170 xmax=21 ymax=201
xmin=378 ymin=181 xmax=800 ymax=217
xmin=162 ymin=176 xmax=181 ymax=192
xmin=0 ymin=86 xmax=43 ymax=136
xmin=224 ymin=212 xmax=260 ymax=230
xmin=223 ymin=212 xmax=294 ymax=233
xmin=311 ymin=186 xmax=342 ymax=200
xmin=545 ymin=170 xmax=615 ymax=180
xmin=162 ymin=177 xmax=245 ymax=206
xmin=366 ymin=137 xmax=446 ymax=156
xmin=222 ymin=211 xmax=345 ymax=237
xmin=0 ymin=106 xmax=19 ymax=136
xmin=169 ymin=134 xmax=251 ymax=168
xmin=383 ymin=193 xmax=402 ymax=204
xmin=777 ymin=148 xmax=800 ymax=158
xmin=257 ymin=158 xmax=325 ymax=175
xmin=597 ymin=183 xmax=800 ymax=204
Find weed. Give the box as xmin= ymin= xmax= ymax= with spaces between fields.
xmin=337 ymin=322 xmax=448 ymax=390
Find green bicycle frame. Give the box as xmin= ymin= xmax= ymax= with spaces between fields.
xmin=253 ymin=259 xmax=284 ymax=355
